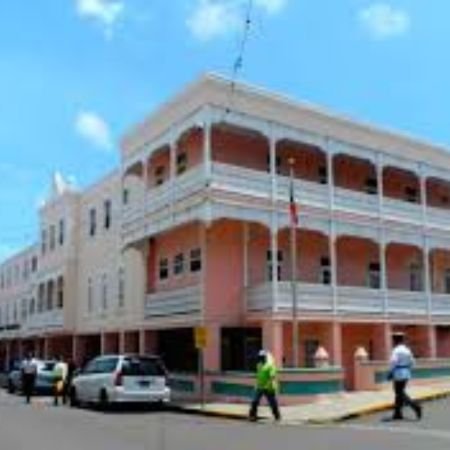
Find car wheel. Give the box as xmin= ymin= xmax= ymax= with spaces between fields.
xmin=98 ymin=389 xmax=109 ymax=411
xmin=69 ymin=387 xmax=79 ymax=408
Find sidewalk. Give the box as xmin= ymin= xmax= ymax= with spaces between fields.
xmin=174 ymin=381 xmax=450 ymax=425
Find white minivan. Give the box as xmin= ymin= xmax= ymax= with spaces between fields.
xmin=70 ymin=354 xmax=170 ymax=408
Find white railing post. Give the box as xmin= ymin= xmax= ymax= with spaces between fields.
xmin=203 ymin=108 xmax=212 ymax=183
xmin=423 ymin=236 xmax=432 ymax=317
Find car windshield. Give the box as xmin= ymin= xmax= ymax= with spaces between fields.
xmin=121 ymin=357 xmax=166 ymax=376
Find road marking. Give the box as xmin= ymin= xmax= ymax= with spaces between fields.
xmin=340 ymin=423 xmax=450 ymax=442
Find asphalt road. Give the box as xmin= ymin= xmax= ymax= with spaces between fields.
xmin=1 ymin=391 xmax=450 ymax=450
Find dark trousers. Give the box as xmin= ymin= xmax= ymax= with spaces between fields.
xmin=22 ymin=374 xmax=35 ymax=404
xmin=393 ymin=379 xmax=421 ymax=418
xmin=249 ymin=389 xmax=281 ymax=420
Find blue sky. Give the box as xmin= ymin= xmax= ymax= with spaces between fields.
xmin=0 ymin=0 xmax=449 ymax=261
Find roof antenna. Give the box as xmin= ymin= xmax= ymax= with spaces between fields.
xmin=225 ymin=0 xmax=254 ymax=117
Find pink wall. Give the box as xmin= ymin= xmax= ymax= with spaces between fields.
xmin=276 ymin=141 xmax=326 ymax=182
xmin=149 ymin=223 xmax=202 ymax=292
xmin=386 ymin=244 xmax=423 ymax=290
xmin=334 ymin=155 xmax=376 ymax=192
xmin=427 ymin=179 xmax=450 ymax=209
xmin=383 ymin=167 xmax=421 ymax=203
xmin=436 ymin=326 xmax=450 ymax=358
xmin=431 ymin=249 xmax=450 ymax=293
xmin=147 ymin=148 xmax=170 ymax=187
xmin=211 ymin=126 xmax=268 ymax=171
xmin=177 ymin=127 xmax=203 ymax=170
xmin=336 ymin=237 xmax=378 ymax=286
xmin=204 ymin=220 xmax=244 ymax=323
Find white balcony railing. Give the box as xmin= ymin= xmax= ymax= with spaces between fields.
xmin=23 ymin=309 xmax=64 ymax=332
xmin=336 ymin=286 xmax=384 ymax=313
xmin=211 ymin=163 xmax=271 ymax=198
xmin=334 ymin=188 xmax=379 ymax=216
xmin=246 ymin=282 xmax=438 ymax=316
xmin=383 ymin=198 xmax=423 ymax=224
xmin=431 ymin=294 xmax=450 ymax=316
xmin=277 ymin=176 xmax=329 ymax=207
xmin=145 ymin=285 xmax=202 ymax=318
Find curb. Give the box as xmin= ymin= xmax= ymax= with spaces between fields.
xmin=168 ymin=405 xmax=249 ymax=422
xmin=170 ymin=388 xmax=450 ymax=425
xmin=307 ymin=388 xmax=450 ymax=425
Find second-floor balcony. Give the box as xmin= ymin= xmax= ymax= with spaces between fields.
xmin=145 ymin=285 xmax=202 ymax=319
xmin=246 ymin=282 xmax=447 ymax=317
xmin=22 ymin=309 xmax=64 ymax=334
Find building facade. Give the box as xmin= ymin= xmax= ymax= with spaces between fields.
xmin=2 ymin=74 xmax=450 ymax=386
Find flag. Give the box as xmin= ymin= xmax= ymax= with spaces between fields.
xmin=289 ymin=176 xmax=299 ymax=226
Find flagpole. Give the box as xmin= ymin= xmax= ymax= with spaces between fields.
xmin=289 ymin=158 xmax=299 ymax=368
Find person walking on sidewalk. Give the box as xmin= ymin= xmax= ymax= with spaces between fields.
xmin=21 ymin=353 xmax=37 ymax=404
xmin=249 ymin=350 xmax=281 ymax=422
xmin=388 ymin=332 xmax=422 ymax=420
xmin=52 ymin=355 xmax=68 ymax=406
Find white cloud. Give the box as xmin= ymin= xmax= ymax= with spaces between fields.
xmin=254 ymin=0 xmax=286 ymax=15
xmin=358 ymin=3 xmax=410 ymax=40
xmin=75 ymin=111 xmax=113 ymax=151
xmin=76 ymin=0 xmax=125 ymax=38
xmin=187 ymin=0 xmax=287 ymax=41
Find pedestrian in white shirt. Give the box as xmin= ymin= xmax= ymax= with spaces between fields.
xmin=388 ymin=332 xmax=422 ymax=420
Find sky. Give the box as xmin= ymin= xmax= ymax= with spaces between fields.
xmin=1 ymin=0 xmax=450 ymax=261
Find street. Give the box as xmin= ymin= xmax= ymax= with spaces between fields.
xmin=1 ymin=391 xmax=450 ymax=449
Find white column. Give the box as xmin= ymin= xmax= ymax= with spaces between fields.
xmin=377 ymin=153 xmax=388 ymax=314
xmin=326 ymin=139 xmax=335 ymax=210
xmin=269 ymin=127 xmax=277 ymax=201
xmin=424 ymin=236 xmax=432 ymax=317
xmin=420 ymin=163 xmax=428 ymax=226
xmin=169 ymin=137 xmax=177 ymax=220
xmin=203 ymin=111 xmax=212 ymax=181
xmin=270 ymin=222 xmax=279 ymax=312
xmin=329 ymin=223 xmax=338 ymax=313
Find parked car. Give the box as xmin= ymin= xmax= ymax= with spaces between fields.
xmin=7 ymin=359 xmax=56 ymax=394
xmin=69 ymin=354 xmax=170 ymax=408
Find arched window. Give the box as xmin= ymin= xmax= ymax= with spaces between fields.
xmin=118 ymin=268 xmax=125 ymax=308
xmin=47 ymin=280 xmax=54 ymax=310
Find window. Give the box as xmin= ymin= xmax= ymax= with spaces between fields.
xmin=267 ymin=250 xmax=283 ymax=281
xmin=49 ymin=225 xmax=56 ymax=251
xmin=122 ymin=356 xmax=165 ymax=376
xmin=405 ymin=186 xmax=419 ymax=203
xmin=47 ymin=280 xmax=54 ymax=310
xmin=14 ymin=265 xmax=20 ymax=285
xmin=57 ymin=276 xmax=64 ymax=308
xmin=122 ymin=188 xmax=129 ymax=205
xmin=155 ymin=166 xmax=165 ymax=186
xmin=59 ymin=219 xmax=65 ymax=246
xmin=367 ymin=262 xmax=381 ymax=289
xmin=104 ymin=200 xmax=112 ymax=229
xmin=118 ymin=268 xmax=125 ymax=307
xmin=365 ymin=178 xmax=378 ymax=195
xmin=38 ymin=284 xmax=45 ymax=313
xmin=0 ymin=272 xmax=4 ymax=289
xmin=89 ymin=208 xmax=96 ymax=237
xmin=13 ymin=303 xmax=17 ymax=323
xmin=190 ymin=248 xmax=202 ymax=272
xmin=87 ymin=278 xmax=93 ymax=313
xmin=31 ymin=256 xmax=38 ymax=272
xmin=318 ymin=166 xmax=328 ymax=184
xmin=320 ymin=257 xmax=331 ymax=285
xmin=409 ymin=263 xmax=423 ymax=291
xmin=29 ymin=298 xmax=35 ymax=316
xmin=174 ymin=253 xmax=184 ymax=275
xmin=444 ymin=269 xmax=450 ymax=294
xmin=101 ymin=274 xmax=108 ymax=310
xmin=176 ymin=152 xmax=188 ymax=175
xmin=41 ymin=229 xmax=47 ymax=255
xmin=21 ymin=298 xmax=27 ymax=321
xmin=159 ymin=258 xmax=169 ymax=280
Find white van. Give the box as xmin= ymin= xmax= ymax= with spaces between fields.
xmin=70 ymin=354 xmax=170 ymax=408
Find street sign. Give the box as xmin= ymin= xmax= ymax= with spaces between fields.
xmin=194 ymin=326 xmax=208 ymax=349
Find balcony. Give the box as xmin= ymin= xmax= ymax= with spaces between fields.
xmin=23 ymin=309 xmax=64 ymax=333
xmin=246 ymin=282 xmax=444 ymax=317
xmin=145 ymin=285 xmax=202 ymax=319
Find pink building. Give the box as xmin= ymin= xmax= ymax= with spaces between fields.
xmin=2 ymin=74 xmax=450 ymax=394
